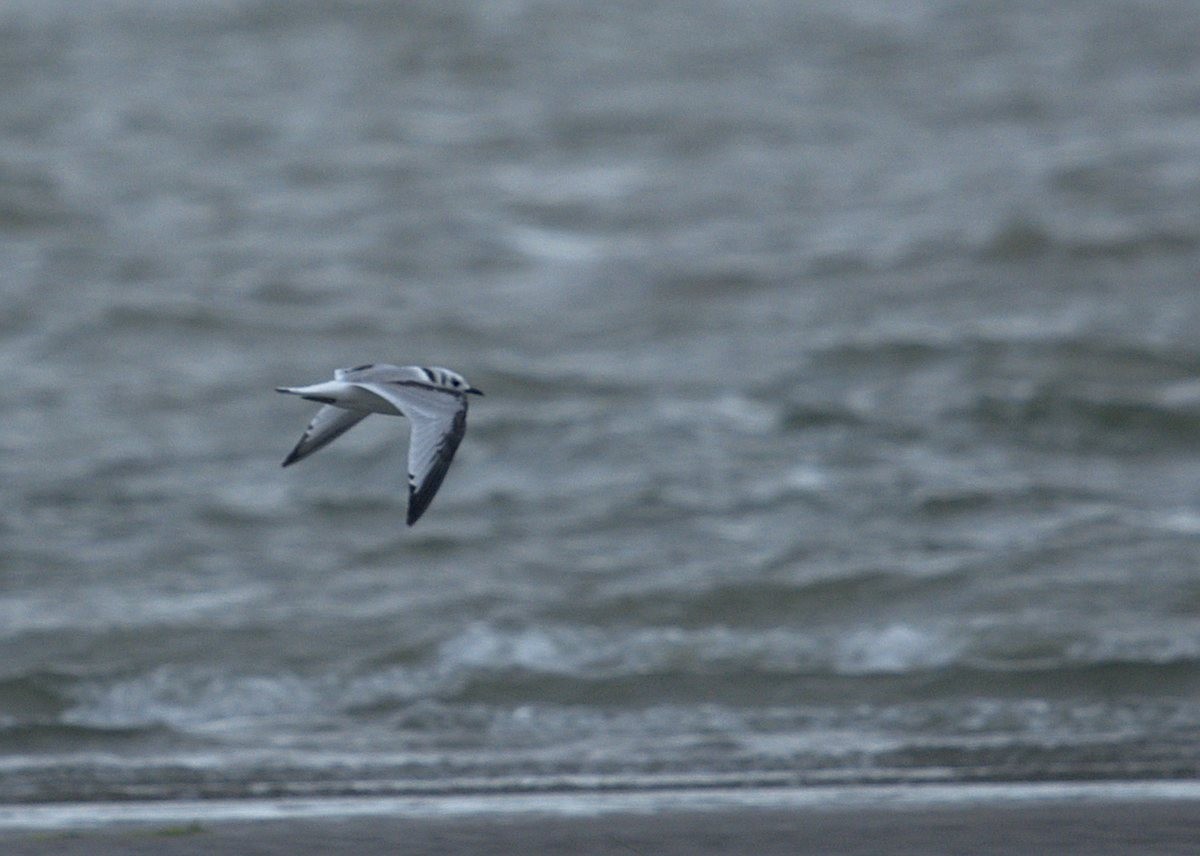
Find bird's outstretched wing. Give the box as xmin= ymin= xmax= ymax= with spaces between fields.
xmin=355 ymin=382 xmax=470 ymax=525
xmin=281 ymin=405 xmax=369 ymax=467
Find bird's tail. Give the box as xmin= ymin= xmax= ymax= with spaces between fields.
xmin=275 ymin=381 xmax=344 ymax=404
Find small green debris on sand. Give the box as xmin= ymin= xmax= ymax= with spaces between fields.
xmin=152 ymin=822 xmax=206 ymax=837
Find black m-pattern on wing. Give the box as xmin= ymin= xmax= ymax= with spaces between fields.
xmin=406 ymin=405 xmax=467 ymax=526
xmin=281 ymin=406 xmax=369 ymax=467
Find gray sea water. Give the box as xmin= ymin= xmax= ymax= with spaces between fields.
xmin=3 ymin=0 xmax=1200 ymax=805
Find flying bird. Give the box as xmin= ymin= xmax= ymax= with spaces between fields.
xmin=276 ymin=364 xmax=482 ymax=525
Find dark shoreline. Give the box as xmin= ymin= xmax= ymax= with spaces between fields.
xmin=2 ymin=784 xmax=1198 ymax=856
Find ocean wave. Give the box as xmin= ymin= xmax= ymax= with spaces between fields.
xmin=62 ymin=667 xmax=324 ymax=731
xmin=546 ymin=571 xmax=966 ymax=629
xmin=0 ymin=722 xmax=165 ymax=753
xmin=971 ymin=386 xmax=1200 ymax=452
xmin=44 ymin=618 xmax=1200 ymax=737
xmin=8 ymin=688 xmax=1200 ymax=803
xmin=0 ymin=674 xmax=72 ymax=721
xmin=974 ymin=214 xmax=1199 ymax=262
xmin=788 ymin=332 xmax=1200 ymax=454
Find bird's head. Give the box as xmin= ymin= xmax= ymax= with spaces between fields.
xmin=431 ymin=367 xmax=484 ymax=396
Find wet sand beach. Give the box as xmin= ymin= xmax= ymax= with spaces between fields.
xmin=2 ymin=787 xmax=1198 ymax=856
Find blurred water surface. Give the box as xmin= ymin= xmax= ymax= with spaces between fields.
xmin=3 ymin=0 xmax=1200 ymax=801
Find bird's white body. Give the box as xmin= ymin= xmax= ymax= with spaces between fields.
xmin=276 ymin=380 xmax=404 ymax=415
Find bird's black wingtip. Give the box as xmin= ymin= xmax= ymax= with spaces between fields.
xmin=406 ymin=487 xmax=428 ymax=526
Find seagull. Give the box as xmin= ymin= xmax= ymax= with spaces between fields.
xmin=276 ymin=364 xmax=483 ymax=525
